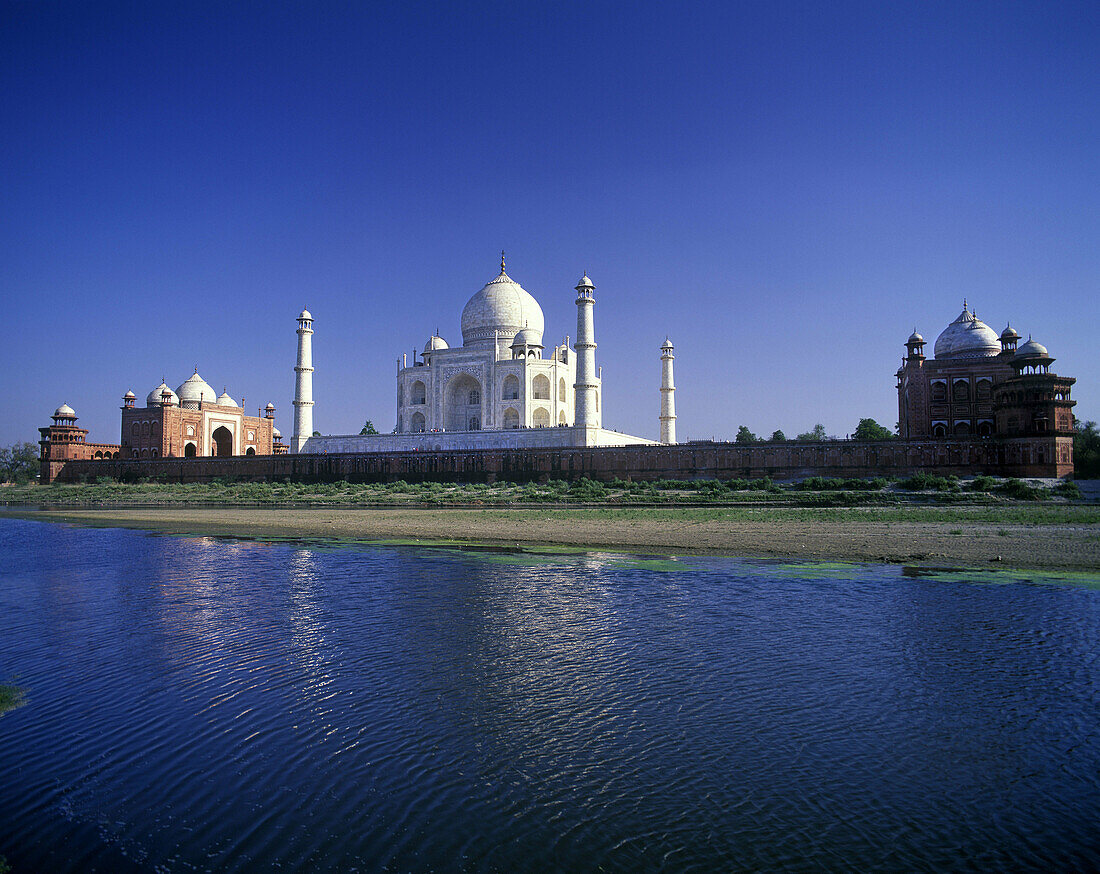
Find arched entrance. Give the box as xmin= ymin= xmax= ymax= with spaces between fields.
xmin=184 ymin=442 xmax=197 ymax=457
xmin=212 ymin=426 xmax=233 ymax=456
xmin=445 ymin=374 xmax=482 ymax=432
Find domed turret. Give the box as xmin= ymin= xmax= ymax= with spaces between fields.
xmin=1001 ymin=324 xmax=1020 ymax=341
xmin=510 ymin=325 xmax=544 ymax=359
xmin=933 ymin=303 xmax=1001 ymax=359
xmin=908 ymin=330 xmax=924 ymax=344
xmin=53 ymin=403 xmax=77 ymax=419
xmin=460 ymin=254 xmax=545 ymax=349
xmin=1016 ymin=337 xmax=1049 ymax=358
xmin=511 ymin=327 xmax=543 ymax=348
xmin=424 ymin=334 xmax=449 ymax=353
xmin=147 ymin=381 xmax=179 ymax=407
xmin=216 ymin=389 xmax=238 ymax=407
xmin=176 ymin=371 xmax=217 ymax=408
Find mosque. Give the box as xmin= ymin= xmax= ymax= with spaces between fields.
xmin=294 ymin=255 xmax=671 ymax=454
xmin=897 ymin=302 xmax=1075 ymax=441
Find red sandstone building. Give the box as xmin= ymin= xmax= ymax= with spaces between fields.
xmin=121 ymin=372 xmax=278 ymax=459
xmin=40 ymin=371 xmax=285 ymax=482
xmin=897 ymin=304 xmax=1075 ymax=444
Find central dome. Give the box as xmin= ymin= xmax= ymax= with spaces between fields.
xmin=460 ymin=264 xmax=545 ymax=349
xmin=933 ymin=305 xmax=1001 ymax=359
xmin=176 ymin=372 xmax=218 ymax=406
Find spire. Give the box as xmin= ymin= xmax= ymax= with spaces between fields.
xmin=500 ymin=250 xmax=506 ymax=274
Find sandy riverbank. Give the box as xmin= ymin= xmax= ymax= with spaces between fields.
xmin=12 ymin=505 xmax=1100 ymax=571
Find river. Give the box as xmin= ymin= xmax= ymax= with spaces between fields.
xmin=1 ymin=517 xmax=1098 ymax=871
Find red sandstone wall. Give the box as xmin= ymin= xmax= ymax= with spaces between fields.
xmin=43 ymin=436 xmax=1074 ymax=484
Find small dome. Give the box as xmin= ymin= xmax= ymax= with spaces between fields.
xmin=54 ymin=403 xmax=76 ymax=418
xmin=661 ymin=337 xmax=674 ymax=350
xmin=176 ymin=372 xmax=218 ymax=405
xmin=147 ymin=382 xmax=179 ymax=406
xmin=908 ymin=330 xmax=924 ymax=344
xmin=123 ymin=390 xmax=136 ymax=399
xmin=265 ymin=402 xmax=275 ymax=411
xmin=576 ymin=273 xmax=594 ymax=290
xmin=424 ymin=335 xmax=449 ymax=353
xmin=933 ymin=305 xmax=1001 ymax=359
xmin=216 ymin=390 xmax=238 ymax=407
xmin=298 ymin=308 xmax=313 ymax=321
xmin=1001 ymin=324 xmax=1020 ymax=340
xmin=273 ymin=428 xmax=282 ymax=438
xmin=460 ymin=263 xmax=545 ymax=348
xmin=1016 ymin=338 xmax=1049 ymax=358
xmin=511 ymin=327 xmax=543 ymax=348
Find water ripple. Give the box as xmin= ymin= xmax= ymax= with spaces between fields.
xmin=1 ymin=519 xmax=1098 ymax=871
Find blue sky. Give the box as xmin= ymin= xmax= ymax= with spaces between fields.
xmin=3 ymin=0 xmax=1098 ymax=446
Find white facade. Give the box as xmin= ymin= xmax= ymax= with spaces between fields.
xmin=395 ymin=260 xmax=600 ymax=436
xmin=300 ymin=258 xmax=661 ymax=454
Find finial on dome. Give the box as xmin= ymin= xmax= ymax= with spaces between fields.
xmin=963 ymin=298 xmax=967 ymax=310
xmin=500 ymin=250 xmax=506 ymax=274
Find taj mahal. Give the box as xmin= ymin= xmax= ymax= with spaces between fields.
xmin=294 ymin=255 xmax=673 ymax=454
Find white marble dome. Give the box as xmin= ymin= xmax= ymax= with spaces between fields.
xmin=511 ymin=327 xmax=543 ymax=347
xmin=933 ymin=306 xmax=1001 ymax=359
xmin=424 ymin=335 xmax=449 ymax=353
xmin=147 ymin=382 xmax=179 ymax=406
xmin=460 ymin=265 xmax=544 ymax=348
xmin=54 ymin=403 xmax=76 ymax=418
xmin=176 ymin=372 xmax=218 ymax=405
xmin=216 ymin=390 xmax=238 ymax=407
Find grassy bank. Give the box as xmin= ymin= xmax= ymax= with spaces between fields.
xmin=0 ymin=474 xmax=1086 ymax=509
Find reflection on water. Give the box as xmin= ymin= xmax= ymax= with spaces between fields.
xmin=0 ymin=517 xmax=1098 ymax=872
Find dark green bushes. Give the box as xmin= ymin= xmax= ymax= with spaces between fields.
xmin=794 ymin=477 xmax=887 ymax=491
xmin=898 ymin=473 xmax=960 ymax=492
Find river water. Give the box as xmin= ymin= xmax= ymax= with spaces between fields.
xmin=0 ymin=516 xmax=1098 ymax=872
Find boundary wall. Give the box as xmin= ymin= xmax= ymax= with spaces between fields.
xmin=43 ymin=435 xmax=1073 ymax=484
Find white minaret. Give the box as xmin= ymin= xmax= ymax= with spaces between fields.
xmin=573 ymin=273 xmax=598 ymax=430
xmin=660 ymin=337 xmax=676 ymax=444
xmin=292 ymin=307 xmax=314 ymax=453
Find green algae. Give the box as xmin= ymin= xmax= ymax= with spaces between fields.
xmin=0 ymin=683 xmax=25 ymax=716
xmin=901 ymin=566 xmax=1100 ymax=590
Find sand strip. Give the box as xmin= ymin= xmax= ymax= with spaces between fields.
xmin=11 ymin=506 xmax=1100 ymax=571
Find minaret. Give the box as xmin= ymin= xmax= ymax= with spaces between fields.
xmin=292 ymin=307 xmax=314 ymax=453
xmin=660 ymin=338 xmax=676 ymax=444
xmin=573 ymin=273 xmax=598 ymax=430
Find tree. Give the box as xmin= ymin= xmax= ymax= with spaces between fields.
xmin=1074 ymin=418 xmax=1100 ymax=478
xmin=360 ymin=420 xmax=379 ymax=435
xmin=312 ymin=431 xmax=321 ymax=437
xmin=770 ymin=429 xmax=787 ymax=442
xmin=853 ymin=418 xmax=894 ymax=440
xmin=0 ymin=442 xmax=40 ymax=483
xmin=796 ymin=424 xmax=827 ymax=442
xmin=735 ymin=425 xmax=758 ymax=444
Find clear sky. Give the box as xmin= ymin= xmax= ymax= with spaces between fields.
xmin=3 ymin=0 xmax=1098 ymax=446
